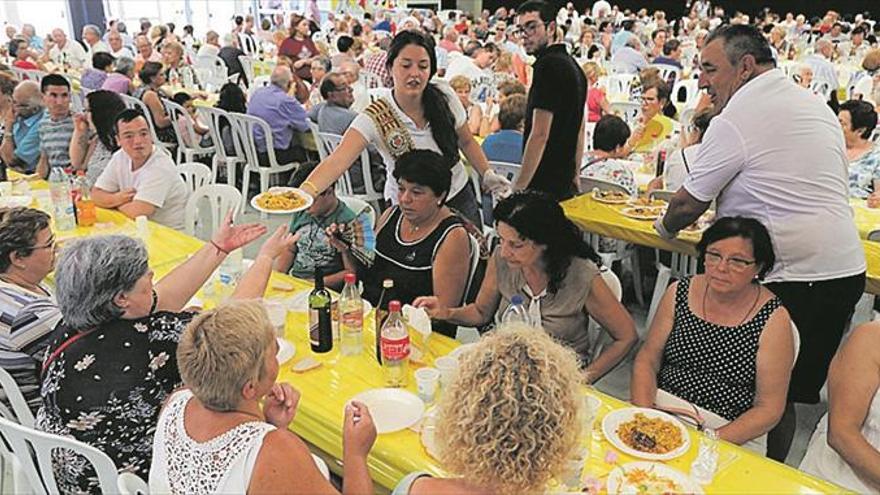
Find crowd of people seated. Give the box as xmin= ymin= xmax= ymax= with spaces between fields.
xmin=0 ymin=1 xmax=878 ymax=493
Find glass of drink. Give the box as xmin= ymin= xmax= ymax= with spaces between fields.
xmin=414 ymin=367 xmax=440 ymax=403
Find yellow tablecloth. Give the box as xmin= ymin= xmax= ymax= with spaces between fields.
xmin=562 ymin=193 xmax=880 ymax=295
xmin=7 ymin=172 xmax=846 ymax=492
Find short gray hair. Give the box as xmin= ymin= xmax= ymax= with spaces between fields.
xmin=270 ymin=65 xmax=292 ymax=89
xmin=115 ymin=56 xmax=135 ymax=75
xmin=55 ymin=235 xmax=149 ymax=330
xmin=83 ymin=24 xmax=102 ymax=38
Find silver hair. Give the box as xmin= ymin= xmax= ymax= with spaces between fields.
xmin=115 ymin=56 xmax=135 ymax=75
xmin=83 ymin=24 xmax=102 ymax=37
xmin=222 ymin=33 xmax=236 ymax=46
xmin=55 ymin=235 xmax=149 ymax=330
xmin=14 ymin=81 xmax=43 ymax=109
xmin=270 ymin=65 xmax=292 ymax=89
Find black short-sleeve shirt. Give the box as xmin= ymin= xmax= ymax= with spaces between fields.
xmin=524 ymin=44 xmax=587 ymax=201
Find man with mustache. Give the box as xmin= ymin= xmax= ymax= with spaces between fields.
xmin=655 ymin=24 xmax=866 ymax=462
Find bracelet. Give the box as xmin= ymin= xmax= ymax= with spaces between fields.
xmin=300 ymin=180 xmax=319 ymax=196
xmin=210 ymin=240 xmax=229 ymax=255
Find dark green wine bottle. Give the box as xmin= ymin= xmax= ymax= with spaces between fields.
xmin=309 ymin=267 xmax=332 ymax=353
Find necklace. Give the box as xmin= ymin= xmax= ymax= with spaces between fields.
xmin=406 ymin=209 xmax=441 ymax=235
xmin=702 ymin=281 xmax=761 ymax=327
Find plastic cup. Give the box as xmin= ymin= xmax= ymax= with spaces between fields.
xmin=264 ymin=299 xmax=287 ymax=338
xmin=584 ymin=394 xmax=601 ymax=442
xmin=434 ymin=356 xmax=458 ymax=388
xmin=414 ymin=367 xmax=440 ymax=403
xmin=0 ymin=182 xmax=11 ymax=196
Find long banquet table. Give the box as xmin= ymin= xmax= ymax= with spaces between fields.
xmin=8 ymin=174 xmax=847 ymax=493
xmin=562 ymin=193 xmax=880 ymax=296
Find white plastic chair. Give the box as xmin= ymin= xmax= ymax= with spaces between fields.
xmin=454 ymin=234 xmax=484 ymax=345
xmin=227 ymin=112 xmax=300 ymax=212
xmin=184 ymin=184 xmax=242 ymax=237
xmin=200 ymin=107 xmax=247 ymax=185
xmin=23 ymin=70 xmax=46 ymax=83
xmin=247 ymin=75 xmax=271 ymax=98
xmin=178 ymin=162 xmax=214 ymax=193
xmin=610 ymin=101 xmax=641 ymax=127
xmin=194 ymin=55 xmax=229 ymax=91
xmin=599 ymin=73 xmax=637 ymax=98
xmin=646 ymin=251 xmax=699 ymax=334
xmin=162 ymin=99 xmax=214 ymax=164
xmin=810 ymin=80 xmax=833 ymax=101
xmin=238 ymin=55 xmax=256 ymax=85
xmin=650 ymin=64 xmax=681 ymax=86
xmin=367 ymin=87 xmax=385 ymax=104
xmin=117 ymin=472 xmax=150 ymax=495
xmin=672 ymin=78 xmax=701 ymax=107
xmin=0 ymin=367 xmax=35 ymax=494
xmin=0 ymin=416 xmax=148 ymax=495
xmin=312 ymin=126 xmax=384 ymax=210
xmin=588 ymin=267 xmax=623 ymax=361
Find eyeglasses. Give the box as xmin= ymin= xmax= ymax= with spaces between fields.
xmin=31 ymin=235 xmax=56 ymax=251
xmin=704 ymin=251 xmax=756 ymax=272
xmin=512 ymin=20 xmax=547 ymax=37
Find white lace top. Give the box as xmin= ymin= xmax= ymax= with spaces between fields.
xmin=149 ymin=390 xmax=276 ymax=494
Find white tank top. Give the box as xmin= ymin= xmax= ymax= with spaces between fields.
xmin=149 ymin=390 xmax=276 ymax=494
xmin=800 ymin=388 xmax=880 ymax=493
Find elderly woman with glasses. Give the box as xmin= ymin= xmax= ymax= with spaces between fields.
xmin=0 ymin=208 xmax=60 ymax=413
xmin=631 ymin=217 xmax=794 ymax=453
xmin=150 ymin=300 xmax=377 ymax=493
xmin=36 ymin=217 xmax=295 ymax=494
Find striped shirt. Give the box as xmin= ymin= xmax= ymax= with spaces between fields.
xmin=39 ymin=114 xmax=74 ymax=170
xmin=0 ymin=280 xmax=61 ymax=413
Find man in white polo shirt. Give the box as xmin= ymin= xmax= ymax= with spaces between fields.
xmin=91 ymin=109 xmax=189 ymax=231
xmin=655 ymin=24 xmax=866 ymax=461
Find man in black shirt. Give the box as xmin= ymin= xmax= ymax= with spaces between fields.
xmin=513 ymin=0 xmax=586 ymax=201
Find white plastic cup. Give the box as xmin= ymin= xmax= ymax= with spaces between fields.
xmin=584 ymin=394 xmax=601 ymax=441
xmin=264 ymin=299 xmax=287 ymax=338
xmin=414 ymin=367 xmax=440 ymax=403
xmin=434 ymin=356 xmax=458 ymax=388
xmin=135 ymin=215 xmax=149 ymax=239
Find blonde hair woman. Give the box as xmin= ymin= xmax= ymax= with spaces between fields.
xmin=582 ymin=61 xmax=611 ymax=122
xmin=150 ymin=300 xmax=377 ymax=494
xmin=392 ymin=323 xmax=585 ymax=494
xmin=449 ymin=75 xmax=483 ymax=136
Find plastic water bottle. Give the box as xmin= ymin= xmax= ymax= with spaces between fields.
xmin=502 ymin=294 xmax=532 ymax=325
xmin=339 ymin=272 xmax=363 ymax=356
xmin=381 ymin=301 xmax=410 ymax=387
xmin=690 ymin=428 xmax=719 ymax=485
xmin=217 ymin=248 xmax=242 ymax=298
xmin=48 ymin=167 xmax=75 ymax=231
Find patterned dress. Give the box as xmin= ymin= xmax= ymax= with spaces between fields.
xmin=657 ymin=278 xmax=782 ymax=421
xmin=36 ymin=311 xmax=195 ymax=494
xmin=847 ymin=146 xmax=880 ymax=199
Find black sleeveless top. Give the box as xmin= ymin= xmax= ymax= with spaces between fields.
xmin=658 ymin=277 xmax=782 ymax=421
xmin=362 ymin=206 xmax=466 ymax=308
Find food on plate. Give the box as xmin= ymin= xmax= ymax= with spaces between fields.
xmin=619 ymin=466 xmax=684 ymax=494
xmin=621 ymin=206 xmax=665 ymax=220
xmin=629 ymin=196 xmax=667 ymax=207
xmin=592 ymin=189 xmax=629 ymax=202
xmin=617 ymin=413 xmax=684 ymax=454
xmin=255 ymin=189 xmax=308 ymax=211
xmin=291 ymin=357 xmax=322 ymax=373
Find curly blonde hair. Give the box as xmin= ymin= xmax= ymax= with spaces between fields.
xmin=436 ymin=323 xmax=584 ymax=493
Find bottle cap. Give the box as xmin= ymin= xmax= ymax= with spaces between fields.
xmin=344 ymin=272 xmax=356 ymax=284
xmin=389 ymin=300 xmax=401 ymax=312
xmin=511 ymin=294 xmax=524 ymax=305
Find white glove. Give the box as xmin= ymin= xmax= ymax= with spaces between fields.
xmin=482 ymin=169 xmax=512 ymax=196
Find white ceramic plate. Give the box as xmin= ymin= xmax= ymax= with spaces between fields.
xmin=250 ymin=187 xmax=313 ymax=214
xmin=352 ymin=388 xmax=425 ymax=434
xmin=0 ymin=195 xmax=32 ymax=208
xmin=287 ymin=289 xmax=373 ymax=314
xmin=448 ymin=343 xmax=476 ymax=360
xmin=276 ymin=338 xmax=296 ymax=364
xmin=607 ymin=461 xmax=704 ymax=494
xmin=602 ymin=407 xmax=691 ymax=461
xmin=620 ymin=206 xmax=665 ymax=220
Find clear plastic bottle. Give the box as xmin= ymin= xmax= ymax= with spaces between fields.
xmin=48 ymin=167 xmax=75 ymax=231
xmin=339 ymin=272 xmax=363 ymax=356
xmin=690 ymin=428 xmax=719 ymax=485
xmin=502 ymin=294 xmax=532 ymax=325
xmin=381 ymin=300 xmax=410 ymax=387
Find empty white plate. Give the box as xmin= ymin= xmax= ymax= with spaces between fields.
xmin=276 ymin=338 xmax=296 ymax=364
xmin=351 ymin=388 xmax=425 ymax=434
